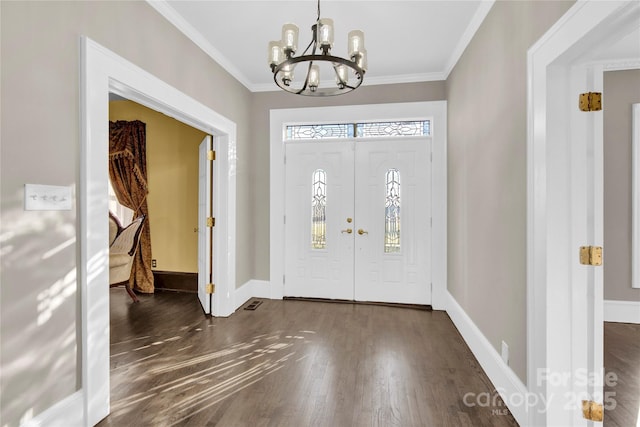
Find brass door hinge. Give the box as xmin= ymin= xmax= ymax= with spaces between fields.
xmin=582 ymin=400 xmax=603 ymax=422
xmin=206 ymin=283 xmax=215 ymax=294
xmin=579 ymin=92 xmax=602 ymax=112
xmin=580 ymin=246 xmax=603 ymax=266
xmin=206 ymin=217 xmax=215 ymax=227
xmin=208 ymin=150 xmax=216 ymax=161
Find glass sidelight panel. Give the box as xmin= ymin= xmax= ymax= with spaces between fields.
xmin=312 ymin=169 xmax=327 ymax=249
xmin=385 ymin=169 xmax=401 ymax=253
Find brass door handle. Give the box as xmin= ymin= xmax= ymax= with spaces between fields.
xmin=358 ymin=229 xmax=368 ymax=235
xmin=341 ymin=228 xmax=353 ymax=234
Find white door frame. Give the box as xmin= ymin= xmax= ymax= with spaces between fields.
xmin=527 ymin=1 xmax=640 ymax=425
xmin=269 ymin=101 xmax=447 ymax=310
xmin=80 ymin=37 xmax=237 ymax=426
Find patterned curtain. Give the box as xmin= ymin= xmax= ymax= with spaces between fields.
xmin=109 ymin=120 xmax=154 ymax=293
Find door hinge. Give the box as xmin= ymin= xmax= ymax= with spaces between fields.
xmin=580 ymin=246 xmax=602 ymax=266
xmin=582 ymin=400 xmax=603 ymax=422
xmin=206 ymin=283 xmax=215 ymax=294
xmin=208 ymin=150 xmax=216 ymax=161
xmin=284 ymin=215 xmax=286 ymax=224
xmin=579 ymin=92 xmax=602 ymax=112
xmin=207 ymin=217 xmax=215 ymax=227
xmin=283 ymin=275 xmax=285 ymax=285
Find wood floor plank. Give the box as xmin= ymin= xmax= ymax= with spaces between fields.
xmin=99 ymin=289 xmax=521 ymax=426
xmin=603 ymin=321 xmax=640 ymax=427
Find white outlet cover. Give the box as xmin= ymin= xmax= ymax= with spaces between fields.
xmin=501 ymin=341 xmax=509 ymax=365
xmin=24 ymin=184 xmax=73 ymax=211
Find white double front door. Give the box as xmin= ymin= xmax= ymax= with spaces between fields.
xmin=284 ymin=137 xmax=431 ymax=304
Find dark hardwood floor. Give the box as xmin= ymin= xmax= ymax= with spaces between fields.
xmin=99 ymin=289 xmax=521 ymax=426
xmin=604 ymin=321 xmax=640 ymax=427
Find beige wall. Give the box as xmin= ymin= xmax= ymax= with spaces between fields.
xmin=446 ymin=0 xmax=574 ymax=383
xmin=109 ymin=100 xmax=207 ymax=273
xmin=251 ymin=81 xmax=446 ymax=279
xmin=0 ymin=1 xmax=252 ymax=425
xmin=604 ymin=69 xmax=640 ymax=302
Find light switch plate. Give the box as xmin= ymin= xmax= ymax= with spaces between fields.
xmin=25 ymin=184 xmax=73 ymax=211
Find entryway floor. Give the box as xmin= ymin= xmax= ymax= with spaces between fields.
xmin=98 ymin=288 xmax=520 ymax=426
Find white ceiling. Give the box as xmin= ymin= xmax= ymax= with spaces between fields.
xmin=148 ymin=1 xmax=640 ymax=92
xmin=150 ymin=0 xmax=494 ymax=92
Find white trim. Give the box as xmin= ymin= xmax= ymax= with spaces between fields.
xmin=602 ymin=58 xmax=640 ymax=71
xmin=603 ymin=300 xmax=640 ymax=324
xmin=445 ymin=292 xmax=528 ymax=427
xmin=443 ymin=0 xmax=495 ymax=78
xmin=145 ymin=0 xmax=253 ymax=91
xmin=527 ymin=2 xmax=640 ymax=426
xmin=81 ymin=36 xmax=237 ymax=425
xmin=22 ymin=391 xmax=83 ymax=427
xmin=234 ymin=280 xmax=272 ymax=311
xmin=252 ymin=72 xmax=448 ymax=92
xmin=270 ymin=101 xmax=447 ymax=309
xmin=633 ymin=104 xmax=640 ymax=288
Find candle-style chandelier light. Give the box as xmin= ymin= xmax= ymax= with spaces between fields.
xmin=267 ymin=0 xmax=367 ymax=96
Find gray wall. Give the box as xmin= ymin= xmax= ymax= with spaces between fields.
xmin=445 ymin=0 xmax=574 ymax=383
xmin=604 ymin=69 xmax=640 ymax=302
xmin=250 ymin=82 xmax=446 ymax=279
xmin=0 ymin=1 xmax=252 ymax=425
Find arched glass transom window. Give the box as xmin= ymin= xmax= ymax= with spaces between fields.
xmin=311 ymin=169 xmax=327 ymax=249
xmin=385 ymin=169 xmax=401 ymax=253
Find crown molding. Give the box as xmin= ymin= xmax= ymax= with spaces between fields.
xmin=252 ymin=72 xmax=447 ymax=93
xmin=602 ymin=57 xmax=640 ymax=71
xmin=148 ymin=0 xmax=490 ymax=93
xmin=146 ymin=0 xmax=254 ymax=91
xmin=443 ymin=0 xmax=495 ymax=79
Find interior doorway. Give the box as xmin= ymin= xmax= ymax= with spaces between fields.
xmin=81 ymin=37 xmax=237 ymax=425
xmin=526 ymin=2 xmax=640 ymax=425
xmin=108 ymin=96 xmax=209 ymax=298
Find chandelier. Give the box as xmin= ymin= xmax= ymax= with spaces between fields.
xmin=267 ymin=0 xmax=367 ymax=96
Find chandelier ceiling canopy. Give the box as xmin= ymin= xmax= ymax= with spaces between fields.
xmin=268 ymin=0 xmax=367 ymax=96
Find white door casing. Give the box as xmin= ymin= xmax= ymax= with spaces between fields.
xmin=633 ymin=103 xmax=640 ymax=288
xmin=527 ymin=2 xmax=639 ymax=425
xmin=271 ymin=102 xmax=447 ymax=309
xmin=198 ymin=136 xmax=213 ymax=313
xmin=81 ymin=37 xmax=236 ymax=426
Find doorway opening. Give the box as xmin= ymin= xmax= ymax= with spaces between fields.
xmin=108 ymin=96 xmax=208 ymax=296
xmin=81 ymin=37 xmax=237 ymax=425
xmin=526 ymin=2 xmax=640 ymax=425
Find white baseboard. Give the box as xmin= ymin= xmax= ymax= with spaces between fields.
xmin=234 ymin=280 xmax=272 ymax=311
xmin=22 ymin=390 xmax=83 ymax=427
xmin=604 ymin=299 xmax=640 ymax=324
xmin=445 ymin=292 xmax=528 ymax=427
